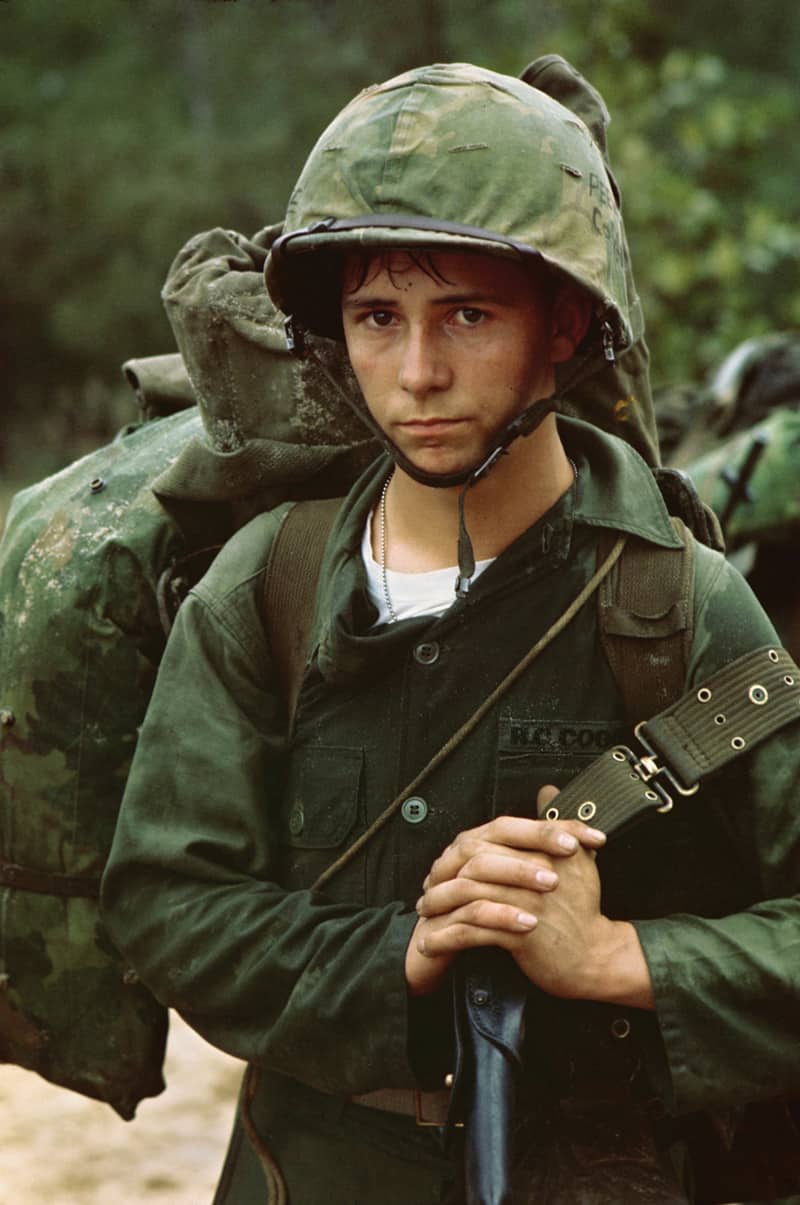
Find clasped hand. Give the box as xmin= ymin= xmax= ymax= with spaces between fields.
xmin=406 ymin=785 xmax=615 ymax=1001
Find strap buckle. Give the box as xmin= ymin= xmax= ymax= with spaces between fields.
xmin=628 ymin=722 xmax=700 ymax=813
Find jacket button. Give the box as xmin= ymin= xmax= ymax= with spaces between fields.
xmin=401 ymin=796 xmax=428 ymax=824
xmin=288 ymin=804 xmax=304 ymax=836
xmin=414 ymin=641 xmax=440 ymax=666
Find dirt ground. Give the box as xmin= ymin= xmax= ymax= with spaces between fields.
xmin=0 ymin=1012 xmax=242 ymax=1204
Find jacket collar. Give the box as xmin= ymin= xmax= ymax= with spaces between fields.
xmin=313 ymin=417 xmax=680 ymax=681
xmin=560 ymin=416 xmax=681 ymax=549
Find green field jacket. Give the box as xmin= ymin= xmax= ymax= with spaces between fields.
xmin=101 ymin=417 xmax=800 ymax=1192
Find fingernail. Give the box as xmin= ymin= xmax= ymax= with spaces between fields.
xmin=535 ymin=868 xmax=558 ymax=887
xmin=558 ymin=833 xmax=578 ymax=851
xmin=586 ymin=827 xmax=607 ymax=843
xmin=516 ymin=912 xmax=537 ymax=929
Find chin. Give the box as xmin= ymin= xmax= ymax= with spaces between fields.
xmin=403 ymin=452 xmax=475 ymax=481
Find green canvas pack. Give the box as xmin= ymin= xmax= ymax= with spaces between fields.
xmin=684 ymin=406 xmax=800 ymax=546
xmin=0 ymin=226 xmax=373 ymax=1118
xmin=0 ymin=402 xmax=198 ymax=1119
xmin=0 ymin=59 xmax=663 ymax=1120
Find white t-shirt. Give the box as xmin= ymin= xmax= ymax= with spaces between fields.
xmin=361 ymin=511 xmax=494 ymax=626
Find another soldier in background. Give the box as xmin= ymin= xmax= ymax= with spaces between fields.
xmin=657 ymin=332 xmax=800 ymax=659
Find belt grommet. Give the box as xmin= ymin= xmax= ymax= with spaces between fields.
xmin=748 ymin=684 xmax=768 ymax=705
xmin=611 ymin=1017 xmax=631 ymax=1040
xmin=768 ymin=649 xmax=780 ymax=663
xmin=577 ymin=801 xmax=597 ymax=821
xmin=544 ymin=806 xmax=560 ymax=821
xmin=697 ymin=687 xmax=712 ymax=703
xmin=731 ymin=735 xmax=746 ymax=750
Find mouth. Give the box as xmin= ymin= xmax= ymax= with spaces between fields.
xmin=398 ymin=418 xmax=469 ymax=434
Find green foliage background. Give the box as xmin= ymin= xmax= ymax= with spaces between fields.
xmin=2 ymin=0 xmax=799 ymax=487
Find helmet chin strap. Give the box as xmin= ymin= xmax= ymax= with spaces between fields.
xmin=286 ymin=316 xmax=560 ymax=594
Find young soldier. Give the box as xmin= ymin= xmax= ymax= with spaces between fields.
xmin=102 ymin=63 xmax=800 ymax=1203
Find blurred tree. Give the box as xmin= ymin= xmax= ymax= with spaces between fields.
xmin=1 ymin=0 xmax=798 ymax=481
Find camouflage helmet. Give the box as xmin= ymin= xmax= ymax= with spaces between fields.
xmin=265 ymin=62 xmax=633 ymax=359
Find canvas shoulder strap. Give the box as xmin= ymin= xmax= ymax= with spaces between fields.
xmin=261 ymin=497 xmax=342 ymax=730
xmin=598 ymin=516 xmax=695 ymax=723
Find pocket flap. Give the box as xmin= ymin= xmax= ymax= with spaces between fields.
xmin=281 ymin=745 xmax=363 ymax=849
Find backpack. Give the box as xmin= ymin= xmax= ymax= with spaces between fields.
xmin=0 ymin=331 xmax=372 ymax=1118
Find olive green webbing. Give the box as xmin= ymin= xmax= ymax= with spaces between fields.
xmin=262 ymin=496 xmax=344 ymax=731
xmin=0 ymin=861 xmax=100 ymax=897
xmin=545 ymin=645 xmax=800 ymax=835
xmin=598 ymin=517 xmax=694 ymax=724
xmin=644 ymin=645 xmax=800 ymax=786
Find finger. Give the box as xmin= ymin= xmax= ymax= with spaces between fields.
xmin=457 ymin=851 xmax=559 ymax=891
xmin=477 ymin=815 xmax=607 ymax=853
xmin=537 ymin=783 xmax=560 ymax=809
xmin=424 ymin=817 xmax=606 ymax=893
xmin=418 ymin=875 xmax=548 ymax=919
xmin=428 ymin=820 xmax=604 ymax=886
xmin=418 ymin=906 xmax=536 ymax=958
xmin=425 ymin=835 xmax=522 ymax=888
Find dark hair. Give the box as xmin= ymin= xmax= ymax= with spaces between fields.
xmin=343 ymin=248 xmax=455 ymax=295
xmin=287 ymin=243 xmax=559 ymax=342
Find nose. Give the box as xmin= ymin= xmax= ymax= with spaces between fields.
xmin=397 ymin=326 xmax=451 ymax=399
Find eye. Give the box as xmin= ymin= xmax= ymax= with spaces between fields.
xmin=365 ymin=310 xmax=395 ymax=328
xmin=454 ymin=307 xmax=486 ymax=326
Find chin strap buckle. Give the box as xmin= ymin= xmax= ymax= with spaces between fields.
xmin=284 ymin=315 xmax=306 ymax=358
xmin=601 ymin=319 xmax=616 ymax=363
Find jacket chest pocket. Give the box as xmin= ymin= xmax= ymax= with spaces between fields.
xmin=277 ymin=745 xmax=365 ymax=898
xmin=281 ymin=745 xmax=363 ymax=848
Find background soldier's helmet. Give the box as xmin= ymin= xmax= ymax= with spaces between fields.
xmin=266 ymin=62 xmax=634 ymax=362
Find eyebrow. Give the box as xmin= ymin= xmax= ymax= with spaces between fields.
xmin=342 ymin=291 xmax=502 ymax=310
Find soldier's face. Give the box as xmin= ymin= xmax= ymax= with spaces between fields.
xmin=341 ymin=250 xmax=580 ymax=479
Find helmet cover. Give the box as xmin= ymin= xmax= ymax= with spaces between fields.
xmin=266 ymin=62 xmax=633 ymax=352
